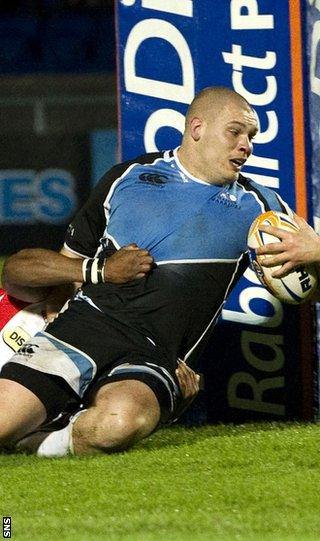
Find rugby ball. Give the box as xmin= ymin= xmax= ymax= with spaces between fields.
xmin=247 ymin=211 xmax=318 ymax=304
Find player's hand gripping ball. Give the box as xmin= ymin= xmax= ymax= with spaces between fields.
xmin=247 ymin=211 xmax=318 ymax=304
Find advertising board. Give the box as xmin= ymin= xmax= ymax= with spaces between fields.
xmin=116 ymin=0 xmax=315 ymax=420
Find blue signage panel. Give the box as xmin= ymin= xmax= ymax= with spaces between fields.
xmin=306 ymin=0 xmax=320 ymax=416
xmin=90 ymin=129 xmax=118 ymax=185
xmin=116 ymin=0 xmax=314 ymax=420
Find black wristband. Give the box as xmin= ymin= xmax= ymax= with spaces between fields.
xmin=86 ymin=259 xmax=95 ymax=284
xmin=97 ymin=258 xmax=106 ymax=283
xmin=82 ymin=258 xmax=105 ymax=284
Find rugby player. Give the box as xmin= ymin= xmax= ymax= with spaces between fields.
xmin=0 ymin=86 xmax=297 ymax=456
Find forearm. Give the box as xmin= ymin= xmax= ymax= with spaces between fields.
xmin=2 ymin=249 xmax=83 ymax=301
xmin=2 ymin=244 xmax=154 ymax=302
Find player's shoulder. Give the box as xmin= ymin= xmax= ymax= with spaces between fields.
xmin=95 ymin=151 xmax=166 ymax=190
xmin=108 ymin=151 xmax=165 ymax=176
xmin=236 ymin=173 xmax=289 ymax=213
xmin=237 ymin=173 xmax=275 ymax=196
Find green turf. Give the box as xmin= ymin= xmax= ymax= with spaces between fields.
xmin=1 ymin=423 xmax=319 ymax=541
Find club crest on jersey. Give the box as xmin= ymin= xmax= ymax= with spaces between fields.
xmin=210 ymin=191 xmax=238 ymax=208
xmin=2 ymin=326 xmax=31 ymax=352
xmin=139 ymin=173 xmax=168 ymax=185
xmin=17 ymin=342 xmax=40 ymax=357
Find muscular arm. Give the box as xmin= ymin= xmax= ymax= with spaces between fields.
xmin=2 ymin=248 xmax=83 ymax=303
xmin=2 ymin=245 xmax=154 ymax=303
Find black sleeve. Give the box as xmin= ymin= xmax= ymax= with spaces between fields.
xmin=64 ymin=163 xmax=125 ymax=258
xmin=64 ymin=152 xmax=162 ymax=257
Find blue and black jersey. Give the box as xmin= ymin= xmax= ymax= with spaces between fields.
xmin=64 ymin=148 xmax=290 ymax=365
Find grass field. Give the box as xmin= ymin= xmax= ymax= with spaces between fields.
xmin=1 ymin=422 xmax=319 ymax=541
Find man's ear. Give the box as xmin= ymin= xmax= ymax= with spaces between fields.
xmin=189 ymin=116 xmax=203 ymax=142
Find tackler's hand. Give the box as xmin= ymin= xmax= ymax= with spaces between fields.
xmin=104 ymin=244 xmax=154 ymax=283
xmin=175 ymin=359 xmax=201 ymax=400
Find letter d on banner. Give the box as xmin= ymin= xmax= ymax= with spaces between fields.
xmin=124 ymin=18 xmax=194 ymax=102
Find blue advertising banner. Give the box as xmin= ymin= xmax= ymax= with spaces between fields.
xmin=90 ymin=129 xmax=118 ymax=185
xmin=116 ymin=0 xmax=315 ymax=421
xmin=306 ymin=0 xmax=320 ymax=228
xmin=306 ymin=0 xmax=320 ymax=415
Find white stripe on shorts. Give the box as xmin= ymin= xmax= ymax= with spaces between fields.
xmin=108 ymin=363 xmax=178 ymax=413
xmin=9 ymin=331 xmax=97 ymax=397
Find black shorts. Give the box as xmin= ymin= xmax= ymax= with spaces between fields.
xmin=0 ymin=299 xmax=182 ymax=425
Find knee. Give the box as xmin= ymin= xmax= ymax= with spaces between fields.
xmin=0 ymin=380 xmax=47 ymax=449
xmin=101 ymin=408 xmax=153 ymax=452
xmin=77 ymin=405 xmax=157 ymax=454
xmin=72 ymin=380 xmax=161 ymax=455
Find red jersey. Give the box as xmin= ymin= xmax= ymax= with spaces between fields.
xmin=0 ymin=288 xmax=46 ymax=369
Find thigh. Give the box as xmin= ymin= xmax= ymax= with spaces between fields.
xmin=2 ymin=300 xmax=182 ymax=427
xmin=85 ymin=356 xmax=182 ymax=425
xmin=0 ymin=301 xmax=105 ymax=421
xmin=0 ymin=379 xmax=46 ymax=444
xmin=95 ymin=379 xmax=160 ymax=416
xmin=0 ymin=358 xmax=81 ymax=424
xmin=47 ymin=299 xmax=181 ymax=421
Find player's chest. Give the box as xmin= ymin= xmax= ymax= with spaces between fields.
xmin=111 ymin=181 xmax=252 ymax=229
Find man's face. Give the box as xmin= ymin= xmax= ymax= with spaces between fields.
xmin=197 ymin=101 xmax=258 ymax=185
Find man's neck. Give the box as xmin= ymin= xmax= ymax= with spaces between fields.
xmin=177 ymin=146 xmax=235 ymax=186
